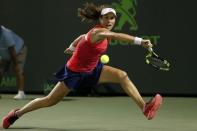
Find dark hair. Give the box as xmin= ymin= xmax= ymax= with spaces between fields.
xmin=78 ymin=2 xmax=110 ymax=22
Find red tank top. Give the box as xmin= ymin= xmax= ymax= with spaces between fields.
xmin=67 ymin=25 xmax=109 ymax=73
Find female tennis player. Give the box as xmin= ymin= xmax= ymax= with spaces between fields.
xmin=2 ymin=3 xmax=162 ymax=129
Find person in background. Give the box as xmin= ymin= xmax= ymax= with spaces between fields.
xmin=0 ymin=25 xmax=27 ymax=100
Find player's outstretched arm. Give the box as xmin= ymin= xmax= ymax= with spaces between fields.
xmin=93 ymin=28 xmax=152 ymax=49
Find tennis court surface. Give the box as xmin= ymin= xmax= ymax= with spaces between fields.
xmin=0 ymin=95 xmax=196 ymax=131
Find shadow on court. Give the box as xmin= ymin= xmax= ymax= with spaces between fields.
xmin=0 ymin=94 xmax=77 ymax=101
xmin=9 ymin=127 xmax=122 ymax=131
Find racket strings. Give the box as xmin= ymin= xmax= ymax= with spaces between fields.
xmin=145 ymin=50 xmax=170 ymax=71
xmin=148 ymin=57 xmax=169 ymax=68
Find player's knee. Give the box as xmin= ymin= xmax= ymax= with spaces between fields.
xmin=117 ymin=70 xmax=128 ymax=82
xmin=37 ymin=96 xmax=58 ymax=107
xmin=45 ymin=96 xmax=59 ymax=107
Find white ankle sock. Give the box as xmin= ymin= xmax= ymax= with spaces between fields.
xmin=18 ymin=91 xmax=25 ymax=95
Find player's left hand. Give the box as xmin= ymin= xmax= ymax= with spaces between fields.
xmin=141 ymin=39 xmax=153 ymax=50
xmin=64 ymin=48 xmax=74 ymax=54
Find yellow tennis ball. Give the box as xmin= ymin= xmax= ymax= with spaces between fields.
xmin=100 ymin=54 xmax=109 ymax=64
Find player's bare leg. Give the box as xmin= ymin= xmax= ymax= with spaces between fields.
xmin=98 ymin=65 xmax=145 ymax=109
xmin=98 ymin=65 xmax=162 ymax=120
xmin=2 ymin=81 xmax=70 ymax=129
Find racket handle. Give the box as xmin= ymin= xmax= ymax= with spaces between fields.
xmin=148 ymin=47 xmax=153 ymax=52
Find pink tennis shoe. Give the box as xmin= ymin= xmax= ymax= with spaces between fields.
xmin=143 ymin=94 xmax=163 ymax=120
xmin=2 ymin=109 xmax=19 ymax=129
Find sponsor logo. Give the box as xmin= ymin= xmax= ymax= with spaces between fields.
xmin=111 ymin=0 xmax=160 ymax=45
xmin=0 ymin=76 xmax=16 ymax=88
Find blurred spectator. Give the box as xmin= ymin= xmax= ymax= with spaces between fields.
xmin=0 ymin=25 xmax=27 ymax=100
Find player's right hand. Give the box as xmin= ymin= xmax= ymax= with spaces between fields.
xmin=141 ymin=39 xmax=153 ymax=50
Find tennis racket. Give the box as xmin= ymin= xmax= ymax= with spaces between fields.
xmin=145 ymin=48 xmax=170 ymax=71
